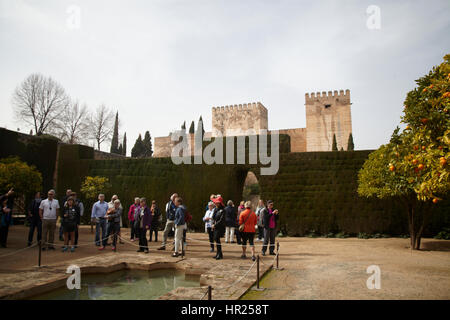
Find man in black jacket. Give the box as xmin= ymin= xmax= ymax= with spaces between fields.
xmin=262 ymin=200 xmax=279 ymax=256
xmin=211 ymin=196 xmax=226 ymax=260
xmin=27 ymin=191 xmax=42 ymax=246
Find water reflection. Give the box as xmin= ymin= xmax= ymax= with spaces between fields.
xmin=31 ymin=269 xmax=198 ymax=300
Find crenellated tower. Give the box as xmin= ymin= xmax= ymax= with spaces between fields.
xmin=305 ymin=89 xmax=352 ymax=151
xmin=212 ymin=102 xmax=268 ymax=137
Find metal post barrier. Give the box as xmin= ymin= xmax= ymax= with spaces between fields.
xmin=257 ymin=255 xmax=260 ymax=289
xmin=208 ymin=285 xmax=212 ymax=300
xmin=38 ymin=240 xmax=42 ymax=267
xmin=273 ymin=241 xmax=284 ymax=271
xmin=276 ymin=242 xmax=279 ymax=268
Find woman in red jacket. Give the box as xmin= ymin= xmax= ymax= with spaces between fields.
xmin=238 ymin=201 xmax=258 ymax=261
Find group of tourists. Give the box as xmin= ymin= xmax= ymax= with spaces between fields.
xmin=203 ymin=195 xmax=279 ymax=261
xmin=1 ymin=187 xmax=279 ymax=262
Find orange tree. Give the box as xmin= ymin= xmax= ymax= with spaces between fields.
xmin=358 ymin=55 xmax=450 ymax=250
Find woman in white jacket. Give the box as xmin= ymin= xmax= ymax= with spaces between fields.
xmin=203 ymin=201 xmax=215 ymax=252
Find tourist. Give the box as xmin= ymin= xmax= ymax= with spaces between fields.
xmin=172 ymin=197 xmax=186 ymax=257
xmin=128 ymin=197 xmax=140 ymax=241
xmin=262 ymin=200 xmax=279 ymax=256
xmin=158 ymin=193 xmax=178 ymax=250
xmin=70 ymin=192 xmax=84 ymax=248
xmin=205 ymin=194 xmax=216 ymax=211
xmin=239 ymin=201 xmax=258 ymax=261
xmin=255 ymin=199 xmax=266 ymax=241
xmin=61 ymin=197 xmax=79 ymax=252
xmin=235 ymin=201 xmax=245 ymax=245
xmin=136 ymin=198 xmax=152 ymax=253
xmin=108 ymin=195 xmax=124 ymax=244
xmin=0 ymin=196 xmax=12 ymax=248
xmin=59 ymin=189 xmax=72 ymax=241
xmin=203 ymin=201 xmax=215 ymax=252
xmin=27 ymin=191 xmax=42 ymax=246
xmin=39 ymin=189 xmax=60 ymax=250
xmin=211 ymin=195 xmax=226 ymax=260
xmin=91 ymin=194 xmax=108 ymax=249
xmin=224 ymin=200 xmax=236 ymax=243
xmin=105 ymin=199 xmax=122 ymax=251
xmin=149 ymin=200 xmax=161 ymax=242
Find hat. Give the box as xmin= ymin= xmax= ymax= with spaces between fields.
xmin=212 ymin=196 xmax=224 ymax=206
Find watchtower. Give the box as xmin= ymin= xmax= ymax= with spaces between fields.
xmin=305 ymin=90 xmax=352 ymax=151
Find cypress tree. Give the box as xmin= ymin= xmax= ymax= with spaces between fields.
xmin=142 ymin=131 xmax=153 ymax=157
xmin=118 ymin=143 xmax=123 ymax=155
xmin=110 ymin=111 xmax=119 ymax=154
xmin=131 ymin=134 xmax=144 ymax=158
xmin=122 ymin=132 xmax=127 ymax=156
xmin=189 ymin=121 xmax=195 ymax=134
xmin=347 ymin=133 xmax=354 ymax=151
xmin=332 ymin=134 xmax=338 ymax=151
xmin=198 ymin=116 xmax=205 ymax=135
xmin=181 ymin=121 xmax=186 ymax=130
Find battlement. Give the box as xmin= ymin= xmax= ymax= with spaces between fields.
xmin=212 ymin=102 xmax=267 ymax=113
xmin=305 ymin=89 xmax=350 ymax=104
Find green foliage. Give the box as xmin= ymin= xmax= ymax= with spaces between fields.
xmin=131 ymin=134 xmax=144 ymax=158
xmin=434 ymin=227 xmax=450 ymax=240
xmin=198 ymin=116 xmax=205 ymax=136
xmin=332 ymin=134 xmax=338 ymax=151
xmin=142 ymin=131 xmax=153 ymax=157
xmin=0 ymin=157 xmax=42 ymax=196
xmin=80 ymin=176 xmax=111 ymax=200
xmin=110 ymin=112 xmax=120 ymax=154
xmin=189 ymin=121 xmax=195 ymax=134
xmin=347 ymin=133 xmax=354 ymax=151
xmin=122 ymin=132 xmax=127 ymax=156
xmin=242 ymin=183 xmax=260 ymax=199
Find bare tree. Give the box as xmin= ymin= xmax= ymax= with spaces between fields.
xmin=90 ymin=104 xmax=114 ymax=150
xmin=54 ymin=100 xmax=91 ymax=144
xmin=12 ymin=73 xmax=69 ymax=135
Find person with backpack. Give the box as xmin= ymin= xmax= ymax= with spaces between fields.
xmin=238 ymin=201 xmax=258 ymax=261
xmin=203 ymin=201 xmax=215 ymax=252
xmin=255 ymin=199 xmax=266 ymax=241
xmin=61 ymin=197 xmax=79 ymax=252
xmin=27 ymin=191 xmax=42 ymax=246
xmin=172 ymin=197 xmax=186 ymax=257
xmin=70 ymin=192 xmax=84 ymax=248
xmin=128 ymin=197 xmax=140 ymax=241
xmin=261 ymin=200 xmax=279 ymax=256
xmin=136 ymin=198 xmax=152 ymax=253
xmin=211 ymin=195 xmax=226 ymax=260
xmin=158 ymin=193 xmax=177 ymax=250
xmin=224 ymin=200 xmax=236 ymax=243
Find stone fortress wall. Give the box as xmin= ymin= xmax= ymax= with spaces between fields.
xmin=153 ymin=89 xmax=352 ymax=157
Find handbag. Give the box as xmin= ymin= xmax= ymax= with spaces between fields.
xmin=239 ymin=211 xmax=252 ymax=232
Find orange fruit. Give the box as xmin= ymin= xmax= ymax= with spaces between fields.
xmin=412 ymin=159 xmax=418 ymax=165
xmin=389 ymin=165 xmax=395 ymax=172
xmin=440 ymin=157 xmax=447 ymax=166
xmin=433 ymin=198 xmax=439 ymax=204
xmin=418 ymin=164 xmax=424 ymax=171
xmin=420 ymin=118 xmax=428 ymax=124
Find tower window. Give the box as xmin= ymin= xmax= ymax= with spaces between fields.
xmin=324 ymin=104 xmax=331 ymax=108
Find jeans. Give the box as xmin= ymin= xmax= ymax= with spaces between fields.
xmin=138 ymin=227 xmax=148 ymax=251
xmin=207 ymin=227 xmax=214 ymax=250
xmin=107 ymin=222 xmax=120 ymax=247
xmin=95 ymin=218 xmax=107 ymax=246
xmin=28 ymin=218 xmax=42 ymax=244
xmin=174 ymin=224 xmax=185 ymax=253
xmin=149 ymin=225 xmax=158 ymax=242
xmin=161 ymin=220 xmax=175 ymax=247
xmin=225 ymin=227 xmax=235 ymax=242
xmin=130 ymin=222 xmax=136 ymax=240
xmin=42 ymin=219 xmax=56 ymax=248
xmin=262 ymin=228 xmax=277 ymax=254
xmin=235 ymin=229 xmax=242 ymax=245
xmin=257 ymin=225 xmax=264 ymax=240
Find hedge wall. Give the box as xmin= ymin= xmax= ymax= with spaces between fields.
xmin=54 ymin=137 xmax=449 ymax=235
xmin=0 ymin=128 xmax=58 ymax=193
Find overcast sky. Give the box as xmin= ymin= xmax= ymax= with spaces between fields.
xmin=0 ymin=0 xmax=449 ymax=154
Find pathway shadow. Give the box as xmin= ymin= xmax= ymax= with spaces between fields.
xmin=419 ymin=240 xmax=450 ymax=252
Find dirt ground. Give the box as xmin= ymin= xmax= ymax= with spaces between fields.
xmin=1 ymin=225 xmax=449 ymax=299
